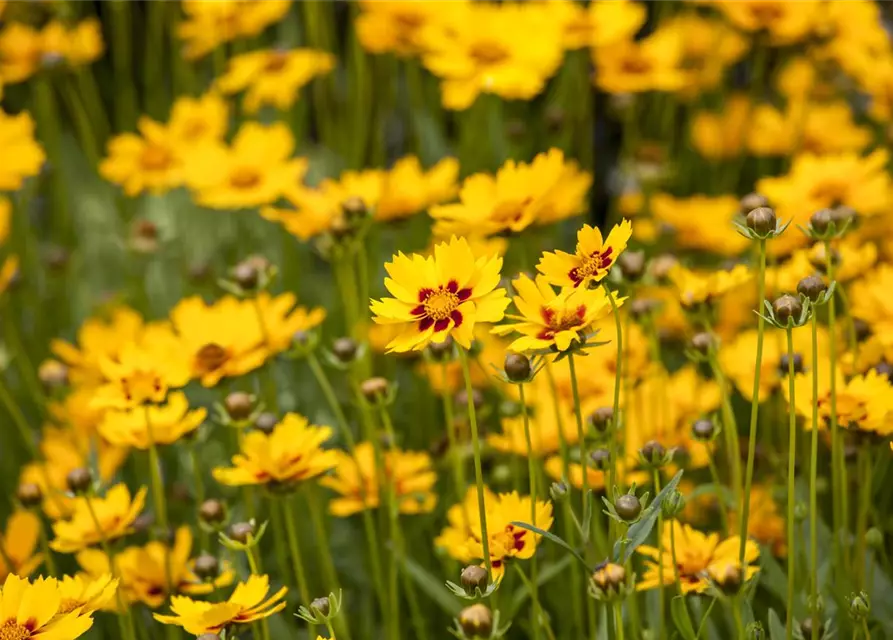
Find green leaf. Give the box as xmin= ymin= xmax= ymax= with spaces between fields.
xmin=396 ymin=552 xmax=462 ymax=617
xmin=767 ymin=609 xmax=785 ymax=640
xmin=510 ymin=522 xmax=591 ymax=571
xmin=508 ymin=554 xmax=575 ymax=618
xmin=613 ymin=470 xmax=683 ymax=563
xmin=758 ymin=547 xmax=787 ymax=603
xmin=671 ymin=596 xmax=697 ymax=640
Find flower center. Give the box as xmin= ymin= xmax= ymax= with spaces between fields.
xmin=469 ymin=41 xmax=509 ymax=67
xmin=181 ymin=119 xmax=207 ymax=141
xmin=537 ymin=305 xmax=587 ymax=341
xmin=411 ymin=281 xmax=471 ymax=332
xmin=395 ymin=11 xmax=425 ymax=29
xmin=810 ymin=181 xmax=847 ymax=208
xmin=264 ymin=51 xmax=289 ymax=72
xmin=424 ymin=290 xmax=460 ymax=321
xmin=195 ymin=343 xmax=229 ymax=374
xmin=569 ymin=247 xmax=614 ymax=286
xmin=620 ymin=55 xmax=653 ymax=75
xmin=140 ymin=144 xmax=173 ymax=171
xmin=120 ymin=370 xmax=163 ymax=403
xmin=229 ymin=167 xmax=262 ymax=190
xmin=0 ymin=620 xmax=33 ymax=640
xmin=750 ymin=5 xmax=785 ymax=25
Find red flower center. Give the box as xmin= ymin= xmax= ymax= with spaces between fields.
xmin=411 ymin=280 xmax=471 ymax=333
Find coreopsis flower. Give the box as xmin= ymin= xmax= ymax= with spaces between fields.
xmin=0 ymin=19 xmax=103 ymax=83
xmin=0 ymin=575 xmax=94 ymax=638
xmin=213 ymin=413 xmax=338 ymax=487
xmin=749 ymin=101 xmax=872 ymax=157
xmin=99 ymin=117 xmax=184 ymax=197
xmin=0 ymin=109 xmax=45 ymax=190
xmin=665 ymin=14 xmax=748 ymax=96
xmin=154 ymin=574 xmax=287 ymax=634
xmin=708 ymin=0 xmax=820 ymax=44
xmin=320 ymin=442 xmax=437 ymax=516
xmin=767 ymin=241 xmax=875 ymax=296
xmin=729 ymin=486 xmax=787 ymax=558
xmin=216 ymin=48 xmax=335 ymax=114
xmin=593 ymin=29 xmax=687 ymax=94
xmin=177 ymin=0 xmax=291 ymax=60
xmin=418 ymin=2 xmax=564 ymax=110
xmin=250 ymin=292 xmax=327 ymax=354
xmin=667 ymin=264 xmax=752 ymax=309
xmin=184 ymin=122 xmax=308 ymax=210
xmin=370 ymin=236 xmax=509 ymax=352
xmin=488 ymin=393 xmax=579 ymax=457
xmin=56 ymin=573 xmax=118 ymax=616
xmin=167 ymin=92 xmax=229 ymax=149
xmin=435 ymin=487 xmax=496 ymax=564
xmin=98 ymin=391 xmax=206 ymax=449
xmin=650 ymin=194 xmax=748 ymax=257
xmin=355 ymin=0 xmax=467 ymax=56
xmin=461 ymin=491 xmax=553 ymax=580
xmin=691 ymin=95 xmax=750 ymax=160
xmin=637 ymin=522 xmax=759 ymax=593
xmin=552 ymin=0 xmax=645 ymax=50
xmin=417 ymin=328 xmax=506 ymax=395
xmin=77 ymin=527 xmax=234 ymax=608
xmin=50 ymin=484 xmax=148 ymax=554
xmin=786 ymin=369 xmax=893 ymax=435
xmin=0 ymin=511 xmax=43 ymax=580
xmin=545 ymin=455 xmax=647 ymax=492
xmin=492 ymin=274 xmax=623 ymax=353
xmin=537 ymin=219 xmax=632 ymax=289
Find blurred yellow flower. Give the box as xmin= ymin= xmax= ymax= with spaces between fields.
xmin=668 ymin=264 xmax=752 ymax=309
xmin=666 ymin=14 xmax=748 ymax=96
xmin=593 ymin=29 xmax=686 ymax=94
xmin=51 ymin=484 xmax=147 ymax=554
xmin=552 ymin=0 xmax=645 ymax=50
xmin=729 ymin=485 xmax=787 ymax=558
xmin=98 ymin=391 xmax=206 ymax=449
xmin=435 ymin=487 xmax=495 ymax=563
xmin=0 ymin=511 xmax=43 ymax=581
xmin=177 ymin=0 xmax=291 ymax=60
xmin=650 ymin=194 xmax=748 ymax=257
xmin=418 ymin=327 xmax=506 ymax=395
xmin=167 ymin=92 xmax=229 ymax=149
xmin=356 ymin=1 xmax=466 ymax=57
xmin=0 ymin=18 xmax=103 ymax=83
xmin=0 ymin=574 xmax=95 ymax=639
xmin=787 ymin=368 xmax=893 ymax=435
xmin=100 ymin=117 xmax=184 ymax=197
xmin=320 ymin=442 xmax=437 ymax=516
xmin=537 ymin=219 xmax=631 ymax=289
xmin=710 ymin=0 xmax=820 ymax=44
xmin=216 ymin=48 xmax=335 ymax=114
xmin=488 ymin=394 xmax=579 ymax=457
xmin=56 ymin=573 xmax=118 ymax=615
xmin=691 ymin=95 xmax=749 ymax=160
xmin=749 ymin=101 xmax=872 ymax=156
xmin=0 ymin=109 xmax=45 ymax=190
xmin=545 ymin=456 xmax=647 ymax=492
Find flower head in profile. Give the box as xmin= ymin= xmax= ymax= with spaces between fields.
xmin=0 ymin=574 xmax=95 ymax=639
xmin=320 ymin=442 xmax=437 ymax=516
xmin=154 ymin=574 xmax=287 ymax=635
xmin=98 ymin=391 xmax=206 ymax=449
xmin=0 ymin=511 xmax=43 ymax=580
xmin=216 ymin=48 xmax=335 ymax=114
xmin=636 ymin=522 xmax=759 ymax=593
xmin=493 ymin=274 xmax=623 ymax=353
xmin=56 ymin=573 xmax=118 ymax=615
xmin=51 ymin=484 xmax=147 ymax=554
xmin=538 ymin=220 xmax=632 ymax=289
xmin=213 ymin=413 xmax=339 ymax=487
xmin=0 ymin=109 xmax=45 ymax=190
xmin=667 ymin=264 xmax=751 ymax=309
xmin=370 ymin=236 xmax=508 ymax=352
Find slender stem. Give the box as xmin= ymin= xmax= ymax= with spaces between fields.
xmin=670 ymin=523 xmax=682 ymax=597
xmin=190 ymin=445 xmax=209 ymax=551
xmin=707 ymin=349 xmax=743 ymax=511
xmin=567 ymin=353 xmax=590 ymax=529
xmin=614 ymin=600 xmax=625 ymax=640
xmin=144 ymin=405 xmax=172 ymax=592
xmin=307 ymin=352 xmax=357 ymax=450
xmin=375 ymin=403 xmax=402 ymax=640
xmin=862 ymin=619 xmax=871 ymax=639
xmin=244 ymin=546 xmax=272 ymax=640
xmin=706 ymin=451 xmax=730 ymax=535
xmin=307 ymin=486 xmax=352 ymax=640
xmin=437 ymin=355 xmax=466 ymax=501
xmin=654 ymin=470 xmax=665 ymax=638
xmin=518 ymin=384 xmax=542 ymax=640
xmin=785 ymin=326 xmax=797 ymax=640
xmin=740 ymin=239 xmax=767 ymax=567
xmin=282 ymin=497 xmax=314 ymax=634
xmin=809 ymin=313 xmax=820 ymax=640
xmin=604 ymin=283 xmax=623 ymax=509
xmin=696 ymin=598 xmax=718 ymax=638
xmin=856 ymin=447 xmax=872 ymax=590
xmin=825 ymin=241 xmax=845 ymax=575
xmin=732 ymin=604 xmax=744 ymax=639
xmin=458 ymin=349 xmax=491 ymax=577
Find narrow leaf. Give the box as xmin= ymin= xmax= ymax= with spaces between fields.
xmin=671 ymin=596 xmax=697 ymax=640
xmin=613 ymin=470 xmax=683 ymax=562
xmin=510 ymin=522 xmax=591 ymax=571
xmin=767 ymin=609 xmax=785 ymax=640
xmin=508 ymin=555 xmax=574 ymax=617
xmin=396 ymin=551 xmax=462 ymax=616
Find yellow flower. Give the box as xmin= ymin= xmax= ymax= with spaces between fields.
xmin=177 ymin=0 xmax=291 ymax=60
xmin=56 ymin=573 xmax=118 ymax=615
xmin=435 ymin=487 xmax=496 ymax=564
xmin=593 ymin=29 xmax=686 ymax=94
xmin=167 ymin=92 xmax=229 ymax=150
xmin=493 ymin=274 xmax=623 ymax=353
xmin=0 ymin=22 xmax=42 ymax=83
xmin=185 ymin=122 xmax=308 ymax=210
xmin=851 ymin=264 xmax=893 ymax=339
xmin=0 ymin=19 xmax=103 ymax=83
xmin=488 ymin=393 xmax=579 ymax=457
xmin=544 ymin=457 xmax=647 ymax=492
xmin=748 ymin=101 xmax=872 ymax=157
xmin=537 ymin=219 xmax=632 ymax=289
xmin=430 ymin=149 xmax=591 ymax=237
xmin=0 ymin=109 xmax=45 ymax=190
xmin=710 ymin=0 xmax=820 ymax=44
xmin=51 ymin=484 xmax=148 ymax=554
xmin=666 ymin=14 xmax=748 ymax=96
xmin=417 ymin=328 xmax=506 ymax=396
xmin=667 ymin=264 xmax=752 ymax=309
xmin=64 ymin=18 xmax=104 ymax=66
xmin=370 ymin=236 xmax=508 ymax=352
xmin=0 ymin=512 xmax=43 ymax=581
xmin=650 ymin=194 xmax=749 ymax=257
xmin=729 ymin=486 xmax=787 ymax=558
xmin=154 ymin=574 xmax=287 ymax=634
xmin=355 ymin=0 xmax=467 ymax=57
xmin=216 ymin=48 xmax=335 ymax=114
xmin=0 ymin=574 xmax=95 ymax=638
xmin=320 ymin=442 xmax=437 ymax=517
xmin=786 ymin=368 xmax=893 ymax=436
xmin=691 ymin=95 xmax=750 ymax=160
xmin=99 ymin=117 xmax=184 ymax=197
xmin=418 ymin=2 xmax=564 ymax=110
xmin=98 ymin=391 xmax=206 ymax=449
xmin=636 ymin=522 xmax=759 ymax=593
xmin=250 ymin=291 xmax=327 ymax=355
xmin=375 ymin=156 xmax=460 ymax=222
xmin=213 ymin=413 xmax=338 ymax=487
xmin=553 ymin=0 xmax=645 ymax=50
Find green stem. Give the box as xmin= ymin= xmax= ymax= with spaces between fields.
xmin=567 ymin=353 xmax=590 ymax=530
xmin=707 ymin=349 xmax=743 ymax=512
xmin=654 ymin=470 xmax=665 ymax=638
xmin=144 ymin=405 xmax=172 ymax=593
xmin=670 ymin=522 xmax=682 ymax=597
xmin=307 ymin=486 xmax=352 ymax=640
xmin=306 ymin=351 xmax=357 ymax=450
xmin=604 ymin=283 xmax=623 ymax=520
xmin=809 ymin=313 xmax=820 ymax=640
xmin=732 ymin=604 xmax=744 ymax=639
xmin=282 ymin=497 xmax=315 ymax=635
xmin=825 ymin=241 xmax=847 ymax=575
xmin=518 ymin=383 xmax=542 ymax=640
xmin=855 ymin=447 xmax=872 ymax=590
xmin=740 ymin=239 xmax=767 ymax=567
xmin=706 ymin=451 xmax=730 ymax=535
xmin=785 ymin=327 xmax=797 ymax=640
xmin=190 ymin=445 xmax=209 ymax=551
xmin=458 ymin=348 xmax=492 ymax=578
xmin=109 ymin=0 xmax=137 ymax=131
xmin=437 ymin=356 xmax=466 ymax=501
xmin=244 ymin=546 xmax=271 ymax=640
xmin=614 ymin=600 xmax=625 ymax=640
xmin=375 ymin=403 xmax=402 ymax=640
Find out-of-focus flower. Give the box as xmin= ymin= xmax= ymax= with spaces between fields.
xmin=749 ymin=101 xmax=872 ymax=156
xmin=0 ymin=511 xmax=43 ymax=581
xmin=668 ymin=264 xmax=752 ymax=309
xmin=98 ymin=392 xmax=206 ymax=449
xmin=0 ymin=574 xmax=95 ymax=639
xmin=435 ymin=487 xmax=495 ymax=564
xmin=370 ymin=236 xmax=508 ymax=352
xmin=786 ymin=368 xmax=893 ymax=435
xmin=537 ymin=220 xmax=631 ymax=290
xmin=184 ymin=122 xmax=307 ymax=210
xmin=216 ymin=48 xmax=335 ymax=114
xmin=729 ymin=485 xmax=787 ymax=557
xmin=154 ymin=574 xmax=287 ymax=634
xmin=492 ymin=274 xmax=623 ymax=353
xmin=593 ymin=29 xmax=686 ymax=94
xmin=430 ymin=149 xmax=590 ymax=237
xmin=100 ymin=117 xmax=184 ymax=197
xmin=488 ymin=394 xmax=579 ymax=457
xmin=167 ymin=92 xmax=229 ymax=149
xmin=320 ymin=442 xmax=437 ymax=516
xmin=544 ymin=457 xmax=647 ymax=492
xmin=709 ymin=0 xmax=821 ymax=45
xmin=419 ymin=2 xmax=564 ymax=110
xmin=213 ymin=413 xmax=338 ymax=487
xmin=637 ymin=522 xmax=759 ymax=593
xmin=56 ymin=573 xmax=118 ymax=615
xmin=666 ymin=14 xmax=748 ymax=96
xmin=51 ymin=484 xmax=147 ymax=554
xmin=0 ymin=109 xmax=45 ymax=190
xmin=650 ymin=194 xmax=748 ymax=256
xmin=177 ymin=0 xmax=291 ymax=60
xmin=691 ymin=95 xmax=750 ymax=160
xmin=0 ymin=19 xmax=103 ymax=83
xmin=552 ymin=0 xmax=645 ymax=50
xmin=766 ymin=241 xmax=876 ymax=296
xmin=355 ymin=0 xmax=466 ymax=57
xmin=419 ymin=328 xmax=506 ymax=395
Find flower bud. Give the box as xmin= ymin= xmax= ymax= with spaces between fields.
xmin=16 ymin=483 xmax=42 ymax=508
xmin=772 ymin=294 xmax=802 ymax=326
xmin=618 ymin=251 xmax=645 ymax=281
xmin=689 ymin=332 xmax=715 ymax=355
xmin=458 ymin=604 xmax=493 ymax=638
xmin=810 ymin=209 xmax=833 ymax=235
xmin=193 ymin=553 xmax=219 ymax=580
xmin=332 ymin=337 xmax=358 ymax=363
xmin=361 ymin=377 xmax=390 ymax=402
xmin=739 ymin=192 xmax=769 ymax=215
xmin=232 ymin=262 xmax=259 ymax=291
xmin=849 ymin=591 xmax=870 ymax=619
xmin=589 ymin=407 xmax=613 ymax=434
xmin=310 ymin=596 xmax=331 ymax=617
xmin=460 ymin=565 xmax=489 ymax=594
xmin=651 ymin=254 xmax=678 ymax=281
xmin=746 ymin=622 xmax=765 ymax=640
xmin=37 ymin=360 xmax=69 ymax=390
xmin=639 ymin=440 xmax=666 ymax=466
xmin=455 ymin=388 xmax=484 ymax=411
xmin=341 ymin=196 xmax=368 ymax=221
xmin=504 ymin=353 xmax=532 ymax=383
xmin=661 ymin=490 xmax=686 ymax=520
xmin=550 ymin=481 xmax=569 ymax=502
xmin=691 ymin=419 xmax=716 ymax=442
xmin=778 ymin=352 xmax=804 ymax=375
xmin=254 ymin=412 xmax=278 ymax=435
xmin=66 ymin=467 xmax=92 ymax=494
xmin=710 ymin=563 xmax=742 ymax=595
xmin=590 ymin=448 xmax=611 ymax=470
xmin=428 ymin=336 xmax=454 ymax=361
xmin=198 ymin=499 xmax=227 ymax=526
xmin=799 ymin=617 xmax=823 ymax=640
xmin=797 ymin=275 xmax=827 ymax=303
xmin=224 ymin=392 xmax=254 ymax=421
xmin=865 ymin=527 xmax=883 ymax=550
xmin=614 ymin=494 xmax=642 ymax=521
xmin=591 ymin=563 xmax=626 ymax=593
xmin=228 ymin=522 xmax=255 ymax=544
xmin=745 ymin=206 xmax=777 ymax=235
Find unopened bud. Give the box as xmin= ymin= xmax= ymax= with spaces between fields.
xmin=772 ymin=294 xmax=802 ymax=326
xmin=691 ymin=419 xmax=717 ymax=442
xmin=504 ymin=353 xmax=532 ymax=382
xmin=458 ymin=604 xmax=493 ymax=638
xmin=618 ymin=251 xmax=645 ymax=281
xmin=739 ymin=192 xmax=769 ymax=215
xmin=589 ymin=407 xmax=613 ymax=434
xmin=745 ymin=206 xmax=777 ymax=235
xmin=460 ymin=565 xmax=489 ymax=593
xmin=16 ymin=483 xmax=42 ymax=508
xmin=550 ymin=481 xmax=569 ymax=502
xmin=592 ymin=562 xmax=626 ymax=593
xmin=228 ymin=521 xmax=255 ymax=544
xmin=310 ymin=596 xmax=331 ymax=617
xmin=361 ymin=377 xmax=390 ymax=402
xmin=198 ymin=499 xmax=227 ymax=526
xmin=66 ymin=467 xmax=92 ymax=494
xmin=797 ymin=275 xmax=827 ymax=303
xmin=332 ymin=337 xmax=358 ymax=363
xmin=428 ymin=336 xmax=454 ymax=361
xmin=37 ymin=360 xmax=68 ymax=390
xmin=810 ymin=209 xmax=833 ymax=235
xmin=193 ymin=553 xmax=219 ymax=580
xmin=590 ymin=448 xmax=611 ymax=470
xmin=690 ymin=332 xmax=715 ymax=355
xmin=614 ymin=494 xmax=641 ymax=522
xmin=254 ymin=412 xmax=278 ymax=434
xmin=224 ymin=392 xmax=254 ymax=421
